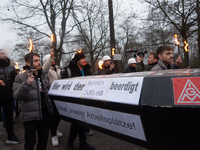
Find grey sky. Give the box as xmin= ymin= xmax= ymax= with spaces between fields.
xmin=0 ymin=0 xmax=147 ymax=57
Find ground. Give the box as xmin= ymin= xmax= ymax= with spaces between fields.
xmin=0 ymin=117 xmax=148 ymax=150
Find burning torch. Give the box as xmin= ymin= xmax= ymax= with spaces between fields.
xmin=29 ymin=39 xmax=36 ymax=72
xmin=98 ymin=60 xmax=103 ymax=69
xmin=76 ymin=49 xmax=82 ymax=53
xmin=174 ymin=34 xmax=180 ymax=55
xmin=184 ymin=40 xmax=189 ymax=68
xmin=15 ymin=62 xmax=19 ymax=69
xmin=112 ymin=48 xmax=115 ymax=56
xmin=51 ymin=34 xmax=56 ymax=58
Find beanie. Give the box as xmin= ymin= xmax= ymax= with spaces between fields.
xmin=74 ymin=53 xmax=85 ymax=62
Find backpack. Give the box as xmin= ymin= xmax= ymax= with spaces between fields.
xmin=67 ymin=68 xmax=71 ymax=78
xmin=61 ymin=67 xmax=71 ymax=78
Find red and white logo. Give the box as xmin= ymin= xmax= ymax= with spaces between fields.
xmin=173 ymin=77 xmax=200 ymax=105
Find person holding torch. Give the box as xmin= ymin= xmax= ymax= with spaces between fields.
xmin=13 ymin=44 xmax=56 ymax=149
xmin=94 ymin=55 xmax=115 ymax=75
xmin=43 ymin=48 xmax=63 ymax=147
xmin=151 ymin=46 xmax=182 ymax=71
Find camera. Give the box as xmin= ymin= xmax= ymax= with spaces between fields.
xmin=133 ymin=50 xmax=147 ymax=58
xmin=125 ymin=49 xmax=147 ymax=58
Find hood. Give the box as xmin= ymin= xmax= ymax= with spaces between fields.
xmin=0 ymin=58 xmax=10 ymax=67
xmin=68 ymin=59 xmax=91 ymax=73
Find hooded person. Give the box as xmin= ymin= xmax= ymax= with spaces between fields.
xmin=62 ymin=52 xmax=91 ymax=78
xmin=0 ymin=49 xmax=20 ymax=144
xmin=62 ymin=52 xmax=94 ymax=150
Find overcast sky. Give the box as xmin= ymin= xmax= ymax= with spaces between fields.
xmin=0 ymin=0 xmax=147 ymax=57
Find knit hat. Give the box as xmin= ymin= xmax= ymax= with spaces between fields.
xmin=74 ymin=53 xmax=85 ymax=62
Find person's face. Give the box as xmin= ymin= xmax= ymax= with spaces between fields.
xmin=0 ymin=50 xmax=7 ymax=60
xmin=104 ymin=60 xmax=111 ymax=67
xmin=26 ymin=56 xmax=41 ymax=70
xmin=158 ymin=50 xmax=173 ymax=64
xmin=77 ymin=57 xmax=86 ymax=67
xmin=51 ymin=60 xmax=55 ymax=67
xmin=130 ymin=63 xmax=136 ymax=67
xmin=148 ymin=54 xmax=157 ymax=65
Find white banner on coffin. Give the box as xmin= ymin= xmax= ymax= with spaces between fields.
xmin=49 ymin=77 xmax=144 ymax=105
xmin=49 ymin=79 xmax=87 ymax=98
xmin=106 ymin=77 xmax=144 ymax=105
xmin=81 ymin=78 xmax=111 ymax=100
xmin=54 ymin=100 xmax=146 ymax=141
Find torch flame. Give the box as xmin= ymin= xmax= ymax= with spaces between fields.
xmin=29 ymin=39 xmax=33 ymax=52
xmin=76 ymin=49 xmax=82 ymax=53
xmin=174 ymin=34 xmax=179 ymax=46
xmin=112 ymin=48 xmax=115 ymax=56
xmin=51 ymin=34 xmax=54 ymax=42
xmin=15 ymin=62 xmax=19 ymax=69
xmin=21 ymin=70 xmax=26 ymax=73
xmin=184 ymin=40 xmax=189 ymax=52
xmin=98 ymin=60 xmax=103 ymax=69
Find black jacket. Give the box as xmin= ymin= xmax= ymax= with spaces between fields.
xmin=125 ymin=65 xmax=136 ymax=73
xmin=62 ymin=59 xmax=91 ymax=78
xmin=0 ymin=58 xmax=16 ymax=101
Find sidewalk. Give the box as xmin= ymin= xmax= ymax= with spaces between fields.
xmin=0 ymin=117 xmax=148 ymax=150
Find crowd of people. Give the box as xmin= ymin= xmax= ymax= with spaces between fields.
xmin=0 ymin=45 xmax=182 ymax=150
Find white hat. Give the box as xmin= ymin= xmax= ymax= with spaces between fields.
xmin=102 ymin=55 xmax=111 ymax=62
xmin=43 ymin=54 xmax=50 ymax=63
xmin=128 ymin=58 xmax=136 ymax=64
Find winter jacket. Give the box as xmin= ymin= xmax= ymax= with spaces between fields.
xmin=62 ymin=59 xmax=91 ymax=78
xmin=42 ymin=57 xmax=61 ymax=85
xmin=151 ymin=59 xmax=174 ymax=71
xmin=13 ymin=69 xmax=55 ymax=122
xmin=136 ymin=61 xmax=157 ymax=72
xmin=0 ymin=58 xmax=16 ymax=101
xmin=94 ymin=64 xmax=114 ymax=75
xmin=125 ymin=65 xmax=136 ymax=73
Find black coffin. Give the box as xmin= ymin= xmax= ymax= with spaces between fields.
xmin=48 ymin=69 xmax=200 ymax=149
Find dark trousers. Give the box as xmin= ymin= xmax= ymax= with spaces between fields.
xmin=14 ymin=100 xmax=19 ymax=117
xmin=0 ymin=100 xmax=14 ymax=138
xmin=50 ymin=116 xmax=60 ymax=136
xmin=23 ymin=119 xmax=51 ymax=150
xmin=68 ymin=123 xmax=87 ymax=146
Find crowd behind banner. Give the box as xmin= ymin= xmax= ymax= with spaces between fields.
xmin=0 ymin=45 xmax=182 ymax=150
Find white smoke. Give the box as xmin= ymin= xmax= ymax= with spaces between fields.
xmin=1 ymin=39 xmax=14 ymax=58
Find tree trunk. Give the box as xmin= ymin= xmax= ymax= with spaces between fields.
xmin=197 ymin=0 xmax=200 ymax=67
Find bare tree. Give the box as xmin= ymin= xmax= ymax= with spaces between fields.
xmin=116 ymin=17 xmax=139 ymax=72
xmin=196 ymin=0 xmax=200 ymax=66
xmin=71 ymin=0 xmax=110 ymax=73
xmin=142 ymin=0 xmax=198 ymax=67
xmin=0 ymin=0 xmax=74 ymax=65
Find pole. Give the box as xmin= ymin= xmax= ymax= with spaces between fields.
xmin=187 ymin=51 xmax=189 ymax=68
xmin=108 ymin=0 xmax=118 ymax=73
